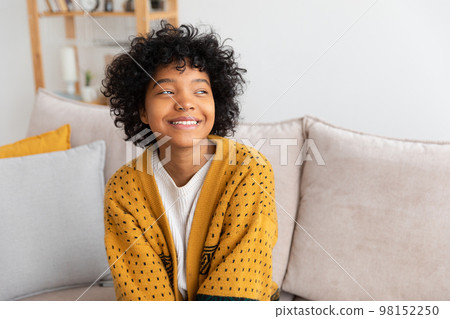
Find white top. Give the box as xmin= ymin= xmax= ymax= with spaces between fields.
xmin=152 ymin=147 xmax=214 ymax=300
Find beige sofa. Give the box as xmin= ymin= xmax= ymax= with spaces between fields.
xmin=7 ymin=89 xmax=449 ymax=301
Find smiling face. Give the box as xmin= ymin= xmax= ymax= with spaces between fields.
xmin=140 ymin=61 xmax=215 ymax=151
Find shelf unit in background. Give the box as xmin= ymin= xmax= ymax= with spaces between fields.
xmin=26 ymin=0 xmax=179 ymax=95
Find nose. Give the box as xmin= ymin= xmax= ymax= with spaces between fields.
xmin=174 ymin=92 xmax=195 ymax=111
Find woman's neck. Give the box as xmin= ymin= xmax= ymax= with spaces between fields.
xmin=157 ymin=140 xmax=216 ymax=187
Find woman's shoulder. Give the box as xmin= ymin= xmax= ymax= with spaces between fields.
xmin=209 ymin=134 xmax=273 ymax=172
xmin=106 ymin=162 xmax=136 ymax=189
xmin=106 ymin=148 xmax=155 ymax=189
xmin=232 ymin=139 xmax=274 ymax=179
xmin=204 ymin=136 xmax=275 ymax=200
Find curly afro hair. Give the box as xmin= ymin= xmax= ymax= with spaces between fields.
xmin=101 ymin=20 xmax=247 ymax=148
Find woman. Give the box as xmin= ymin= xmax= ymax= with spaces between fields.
xmin=101 ymin=21 xmax=279 ymax=301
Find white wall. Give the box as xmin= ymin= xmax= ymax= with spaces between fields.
xmin=179 ymin=0 xmax=450 ymax=141
xmin=1 ymin=0 xmax=450 ymax=146
xmin=0 ymin=1 xmax=35 ymax=146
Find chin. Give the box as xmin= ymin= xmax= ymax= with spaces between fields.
xmin=168 ymin=134 xmax=208 ymax=148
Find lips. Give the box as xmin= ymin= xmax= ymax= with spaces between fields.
xmin=168 ymin=119 xmax=200 ymax=130
xmin=169 ymin=116 xmax=201 ymax=123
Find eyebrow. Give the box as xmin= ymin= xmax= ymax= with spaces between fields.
xmin=152 ymin=78 xmax=210 ymax=89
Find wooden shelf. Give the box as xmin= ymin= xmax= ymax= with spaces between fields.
xmin=39 ymin=11 xmax=177 ymax=19
xmin=149 ymin=10 xmax=178 ymax=20
xmin=27 ymin=0 xmax=179 ymax=93
xmin=40 ymin=11 xmax=136 ymax=17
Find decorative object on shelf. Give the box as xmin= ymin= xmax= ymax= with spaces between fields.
xmin=78 ymin=0 xmax=99 ymax=12
xmin=151 ymin=0 xmax=165 ymax=11
xmin=60 ymin=46 xmax=78 ymax=95
xmin=81 ymin=70 xmax=97 ymax=103
xmin=49 ymin=0 xmax=58 ymax=12
xmin=66 ymin=0 xmax=74 ymax=11
xmin=85 ymin=70 xmax=92 ymax=87
xmin=44 ymin=0 xmax=54 ymax=12
xmin=123 ymin=0 xmax=134 ymax=12
xmin=104 ymin=0 xmax=114 ymax=12
xmin=56 ymin=0 xmax=68 ymax=12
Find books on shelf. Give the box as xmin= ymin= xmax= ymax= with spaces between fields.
xmin=44 ymin=0 xmax=54 ymax=12
xmin=52 ymin=0 xmax=60 ymax=11
xmin=66 ymin=0 xmax=75 ymax=11
xmin=45 ymin=0 xmax=74 ymax=12
xmin=57 ymin=0 xmax=68 ymax=12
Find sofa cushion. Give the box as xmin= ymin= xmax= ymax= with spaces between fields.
xmin=26 ymin=89 xmax=138 ymax=184
xmin=233 ymin=118 xmax=303 ymax=288
xmin=0 ymin=124 xmax=70 ymax=158
xmin=283 ymin=116 xmax=450 ymax=300
xmin=0 ymin=140 xmax=109 ymax=301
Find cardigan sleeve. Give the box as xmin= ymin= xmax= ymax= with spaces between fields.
xmin=196 ymin=159 xmax=279 ymax=301
xmin=104 ymin=181 xmax=176 ymax=301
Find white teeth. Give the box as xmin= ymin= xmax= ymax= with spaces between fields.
xmin=170 ymin=121 xmax=198 ymax=125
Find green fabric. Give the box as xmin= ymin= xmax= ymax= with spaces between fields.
xmin=196 ymin=294 xmax=257 ymax=301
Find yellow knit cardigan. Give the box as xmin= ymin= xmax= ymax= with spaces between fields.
xmin=104 ymin=134 xmax=279 ymax=301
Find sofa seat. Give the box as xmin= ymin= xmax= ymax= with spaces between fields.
xmin=19 ymin=285 xmax=116 ymax=301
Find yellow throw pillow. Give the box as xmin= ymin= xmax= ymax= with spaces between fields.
xmin=0 ymin=124 xmax=71 ymax=159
